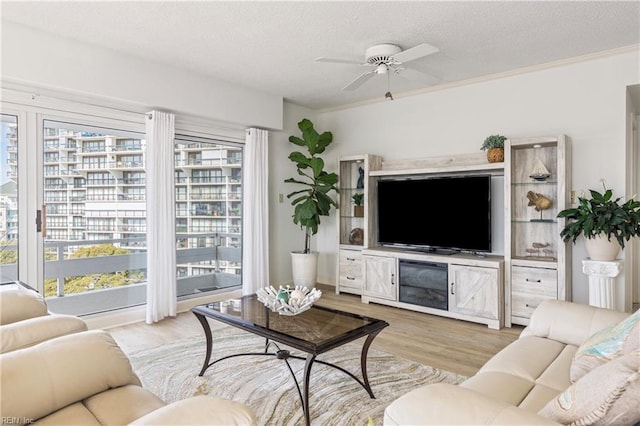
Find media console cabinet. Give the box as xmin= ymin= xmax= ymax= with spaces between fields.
xmin=336 ymin=136 xmax=570 ymax=330
xmin=361 ymin=247 xmax=504 ymax=329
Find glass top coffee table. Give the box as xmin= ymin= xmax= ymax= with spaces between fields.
xmin=191 ymin=295 xmax=389 ymax=426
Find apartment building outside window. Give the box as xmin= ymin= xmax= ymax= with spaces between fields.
xmin=0 ymin=114 xmax=18 ymax=281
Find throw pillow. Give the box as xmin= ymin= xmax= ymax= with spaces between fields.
xmin=539 ymin=349 xmax=639 ymax=426
xmin=570 ymin=309 xmax=639 ymax=383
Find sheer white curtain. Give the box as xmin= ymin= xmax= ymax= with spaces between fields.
xmin=242 ymin=128 xmax=269 ymax=295
xmin=145 ymin=111 xmax=177 ymax=323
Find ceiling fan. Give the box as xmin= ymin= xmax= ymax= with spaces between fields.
xmin=315 ymin=43 xmax=440 ymax=92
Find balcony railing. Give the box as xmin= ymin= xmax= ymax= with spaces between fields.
xmin=9 ymin=233 xmax=242 ymax=316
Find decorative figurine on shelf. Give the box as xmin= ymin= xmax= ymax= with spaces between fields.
xmin=349 ymin=227 xmax=364 ymax=245
xmin=527 ymin=191 xmax=553 ymax=222
xmin=529 ymin=144 xmax=551 ymax=181
xmin=356 ymin=166 xmax=364 ymax=189
xmin=525 ymin=242 xmax=555 ymax=260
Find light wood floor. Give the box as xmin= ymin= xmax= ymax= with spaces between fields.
xmin=109 ymin=285 xmax=524 ymax=377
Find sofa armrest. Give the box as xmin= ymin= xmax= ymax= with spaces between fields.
xmin=129 ymin=395 xmax=257 ymax=426
xmin=383 ymin=383 xmax=560 ymax=425
xmin=0 ymin=281 xmax=48 ymax=325
xmin=521 ymin=300 xmax=629 ymax=347
xmin=1 ymin=314 xmax=88 ymax=353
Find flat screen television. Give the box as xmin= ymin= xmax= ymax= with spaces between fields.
xmin=377 ymin=174 xmax=491 ymax=253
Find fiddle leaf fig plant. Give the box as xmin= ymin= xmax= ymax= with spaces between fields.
xmin=557 ymin=181 xmax=640 ymax=249
xmin=285 ymin=118 xmax=339 ymax=253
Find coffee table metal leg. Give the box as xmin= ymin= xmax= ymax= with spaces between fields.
xmin=360 ymin=329 xmax=383 ymax=398
xmin=193 ymin=312 xmax=213 ymax=376
xmin=302 ymin=353 xmax=316 ymax=426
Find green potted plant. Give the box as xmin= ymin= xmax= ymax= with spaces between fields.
xmin=285 ymin=118 xmax=339 ymax=286
xmin=557 ymin=180 xmax=640 ymax=261
xmin=481 ymin=134 xmax=506 ymax=163
xmin=352 ymin=193 xmax=364 ymax=217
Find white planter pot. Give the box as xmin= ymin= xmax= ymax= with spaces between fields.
xmin=290 ymin=251 xmax=319 ymax=288
xmin=584 ymin=235 xmax=621 ymax=261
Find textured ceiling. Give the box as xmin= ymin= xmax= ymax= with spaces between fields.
xmin=1 ymin=1 xmax=639 ymax=110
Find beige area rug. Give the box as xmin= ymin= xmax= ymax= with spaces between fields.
xmin=128 ymin=327 xmax=466 ymax=426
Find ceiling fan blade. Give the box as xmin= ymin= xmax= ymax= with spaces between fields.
xmin=314 ymin=57 xmax=363 ymax=65
xmin=392 ymin=43 xmax=440 ymax=64
xmin=343 ymin=71 xmax=375 ymax=91
xmin=397 ymin=67 xmax=440 ymax=86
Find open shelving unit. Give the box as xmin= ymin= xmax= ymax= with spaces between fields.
xmin=505 ymin=136 xmax=571 ymax=326
xmin=335 ymin=154 xmax=382 ymax=295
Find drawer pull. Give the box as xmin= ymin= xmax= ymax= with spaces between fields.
xmin=525 ymin=278 xmax=541 ymax=283
xmin=346 ymin=257 xmax=356 ymax=261
xmin=526 ymin=303 xmax=539 ymax=309
xmin=346 ymin=276 xmax=355 ymax=280
xmin=450 ymin=282 xmax=455 ymax=295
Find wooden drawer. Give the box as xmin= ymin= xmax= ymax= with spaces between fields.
xmin=339 ymin=250 xmax=363 ymax=290
xmin=512 ymin=266 xmax=557 ymax=319
xmin=512 ymin=292 xmax=555 ymax=319
xmin=512 ymin=266 xmax=557 ymax=297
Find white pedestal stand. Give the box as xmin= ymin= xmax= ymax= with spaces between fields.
xmin=582 ymin=259 xmax=623 ymax=310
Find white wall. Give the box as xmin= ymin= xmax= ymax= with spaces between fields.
xmin=1 ymin=21 xmax=283 ymax=130
xmin=298 ymin=50 xmax=639 ymax=308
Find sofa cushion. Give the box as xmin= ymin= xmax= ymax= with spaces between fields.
xmin=83 ymin=385 xmax=165 ymax=425
xmin=0 ymin=330 xmax=139 ymax=422
xmin=462 ymin=336 xmax=574 ymax=411
xmin=130 ymin=395 xmax=258 ymax=426
xmin=0 ymin=313 xmax=88 ymax=353
xmin=0 ymin=282 xmax=48 ymax=325
xmin=476 ymin=336 xmax=567 ymax=382
xmin=521 ymin=300 xmax=629 ymax=348
xmin=539 ymin=350 xmax=640 ymax=426
xmin=33 ymin=402 xmax=102 ymax=426
xmin=570 ymin=309 xmax=639 ymax=383
xmin=383 ymin=383 xmax=560 ymax=426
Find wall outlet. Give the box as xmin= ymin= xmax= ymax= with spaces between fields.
xmin=571 ymin=190 xmax=576 ymax=204
xmin=279 ymin=193 xmax=284 ymax=203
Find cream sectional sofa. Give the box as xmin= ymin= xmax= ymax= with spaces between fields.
xmin=0 ymin=281 xmax=88 ymax=353
xmin=384 ymin=300 xmax=639 ymax=425
xmin=0 ymin=329 xmax=257 ymax=425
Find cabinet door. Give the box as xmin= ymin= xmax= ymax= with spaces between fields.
xmin=363 ymin=255 xmax=396 ymax=300
xmin=449 ymin=264 xmax=498 ymax=319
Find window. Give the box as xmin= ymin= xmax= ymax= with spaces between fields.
xmin=174 ymin=136 xmax=243 ymax=297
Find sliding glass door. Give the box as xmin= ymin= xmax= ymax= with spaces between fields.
xmin=42 ymin=120 xmax=148 ymax=315
xmin=0 ymin=114 xmax=18 ymax=282
xmin=1 ymin=94 xmax=245 ymax=317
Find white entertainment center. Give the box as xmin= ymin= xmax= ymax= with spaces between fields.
xmin=336 ymin=137 xmax=570 ymax=330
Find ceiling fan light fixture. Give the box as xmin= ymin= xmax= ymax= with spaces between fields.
xmin=376 ymin=63 xmax=388 ymax=74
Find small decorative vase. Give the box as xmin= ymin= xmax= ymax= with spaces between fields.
xmin=584 ymin=235 xmax=620 ymax=261
xmin=354 ymin=205 xmax=364 ymax=217
xmin=486 ymin=147 xmax=504 ymax=163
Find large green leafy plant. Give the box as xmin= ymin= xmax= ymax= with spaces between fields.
xmin=285 ymin=118 xmax=339 ymax=253
xmin=557 ymin=182 xmax=640 ymax=248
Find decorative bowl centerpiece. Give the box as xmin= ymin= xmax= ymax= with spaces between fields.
xmin=256 ymin=285 xmax=322 ymax=316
